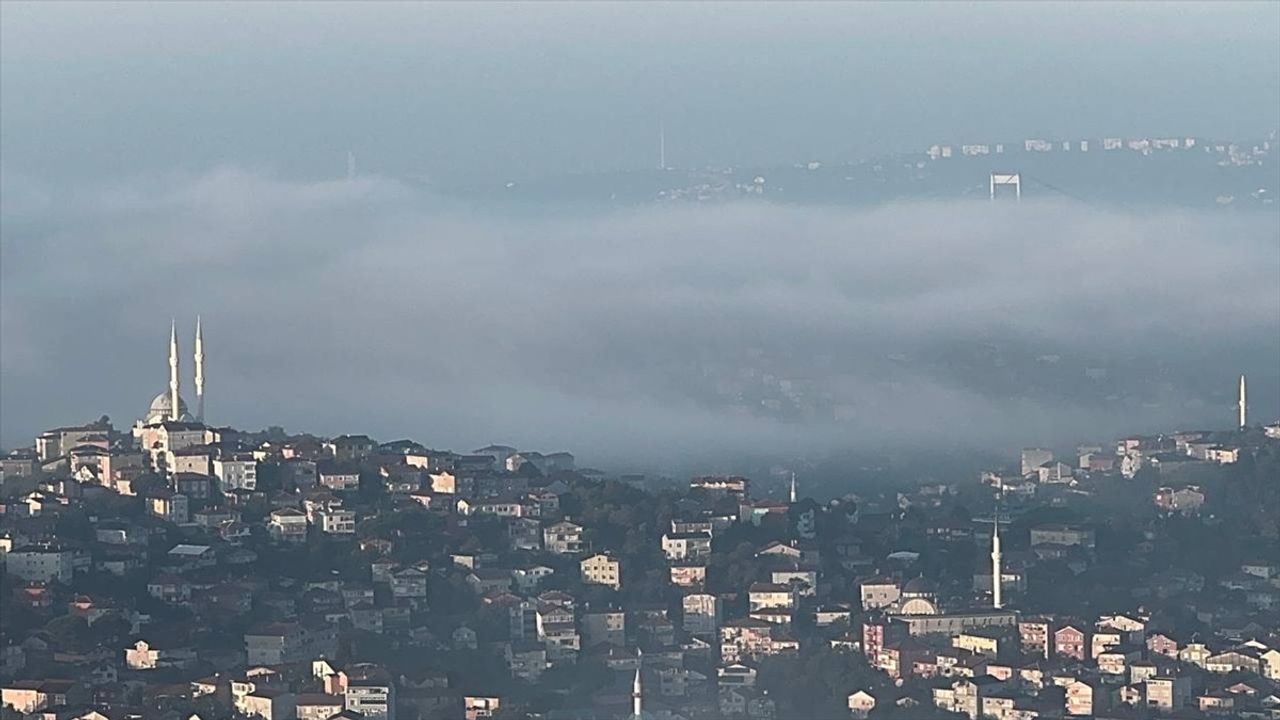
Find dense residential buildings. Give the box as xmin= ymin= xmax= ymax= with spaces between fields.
xmin=1 ymin=359 xmax=1278 ymax=719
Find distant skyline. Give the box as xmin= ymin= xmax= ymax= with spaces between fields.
xmin=2 ymin=2 xmax=1278 ymax=184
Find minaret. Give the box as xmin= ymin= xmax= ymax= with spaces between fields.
xmin=168 ymin=320 xmax=180 ymax=421
xmin=789 ymin=472 xmax=797 ymax=504
xmin=194 ymin=316 xmax=205 ymax=422
xmin=658 ymin=121 xmax=666 ymax=171
xmin=632 ymin=653 xmax=643 ymax=718
xmin=1238 ymin=374 xmax=1247 ymax=429
xmin=991 ymin=510 xmax=1003 ymax=610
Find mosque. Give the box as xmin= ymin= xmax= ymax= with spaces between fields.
xmin=887 ymin=516 xmax=1019 ymax=636
xmin=137 ymin=318 xmax=206 ymax=427
xmin=131 ymin=319 xmax=209 ymax=474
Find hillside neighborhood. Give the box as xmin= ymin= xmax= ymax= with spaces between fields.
xmin=0 ymin=390 xmax=1278 ymax=720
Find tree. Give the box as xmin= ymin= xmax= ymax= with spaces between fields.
xmin=758 ymin=644 xmax=881 ymax=719
xmin=131 ymin=473 xmax=166 ymax=497
xmin=55 ymin=509 xmax=94 ymax=543
xmin=709 ymin=541 xmax=763 ymax=595
xmin=89 ymin=614 xmax=133 ymax=647
xmin=357 ymin=470 xmax=385 ymax=504
xmin=44 ymin=614 xmax=91 ymax=651
xmin=254 ymin=461 xmax=284 ymax=494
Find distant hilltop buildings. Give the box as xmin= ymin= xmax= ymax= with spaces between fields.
xmin=926 ymin=130 xmax=1274 ymax=167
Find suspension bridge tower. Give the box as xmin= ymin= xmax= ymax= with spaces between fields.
xmin=990 ymin=172 xmax=1021 ymax=201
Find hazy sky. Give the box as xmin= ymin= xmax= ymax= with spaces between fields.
xmin=2 ymin=2 xmax=1278 ymax=467
xmin=2 ymin=1 xmax=1278 ymax=182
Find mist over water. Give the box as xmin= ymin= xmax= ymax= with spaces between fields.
xmin=2 ymin=168 xmax=1277 ymax=469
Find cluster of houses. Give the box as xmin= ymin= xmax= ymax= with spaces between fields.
xmin=849 ymin=579 xmax=1280 ymax=719
xmin=0 ymin=421 xmax=592 ymax=719
xmin=1 ymin=411 xmax=1278 ymax=719
xmin=830 ymin=423 xmax=1280 ymax=719
xmin=0 ymin=416 xmax=849 ymax=719
xmin=975 ymin=424 xmax=1280 ymax=518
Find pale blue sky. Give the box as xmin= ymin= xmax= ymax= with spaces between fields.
xmin=3 ymin=1 xmax=1277 ymax=182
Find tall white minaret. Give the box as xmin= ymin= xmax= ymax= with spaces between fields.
xmin=1238 ymin=374 xmax=1247 ymax=429
xmin=194 ymin=316 xmax=205 ymax=422
xmin=789 ymin=472 xmax=797 ymax=504
xmin=168 ymin=320 xmax=181 ymax=421
xmin=991 ymin=510 xmax=1003 ymax=609
xmin=658 ymin=121 xmax=666 ymax=171
xmin=632 ymin=653 xmax=643 ymax=718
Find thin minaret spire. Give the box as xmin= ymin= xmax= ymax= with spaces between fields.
xmin=168 ymin=320 xmax=181 ymax=421
xmin=991 ymin=504 xmax=1003 ymax=609
xmin=632 ymin=649 xmax=643 ymax=718
xmin=789 ymin=472 xmax=797 ymax=504
xmin=1238 ymin=374 xmax=1247 ymax=429
xmin=194 ymin=316 xmax=205 ymax=422
xmin=659 ymin=121 xmax=666 ymax=171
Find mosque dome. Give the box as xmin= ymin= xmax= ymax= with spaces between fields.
xmin=145 ymin=391 xmax=190 ymax=424
xmin=897 ymin=576 xmax=941 ymax=616
xmin=902 ymin=576 xmax=937 ymax=596
xmin=898 ymin=596 xmax=940 ymax=616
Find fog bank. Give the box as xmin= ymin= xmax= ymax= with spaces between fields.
xmin=2 ymin=169 xmax=1277 ymax=468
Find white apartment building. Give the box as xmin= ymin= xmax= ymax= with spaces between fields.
xmin=317 ymin=509 xmax=356 ymax=535
xmin=213 ymin=456 xmax=258 ymax=491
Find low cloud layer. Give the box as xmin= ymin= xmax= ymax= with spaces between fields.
xmin=2 ymin=168 xmax=1277 ymax=470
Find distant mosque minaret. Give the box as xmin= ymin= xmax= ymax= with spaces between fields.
xmin=194 ymin=316 xmax=205 ymax=422
xmin=142 ymin=318 xmax=206 ymax=425
xmin=789 ymin=472 xmax=798 ymax=504
xmin=1238 ymin=374 xmax=1247 ymax=429
xmin=167 ymin=320 xmax=181 ymax=422
xmin=991 ymin=508 xmax=1004 ymax=610
xmin=632 ymin=649 xmax=643 ymax=718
